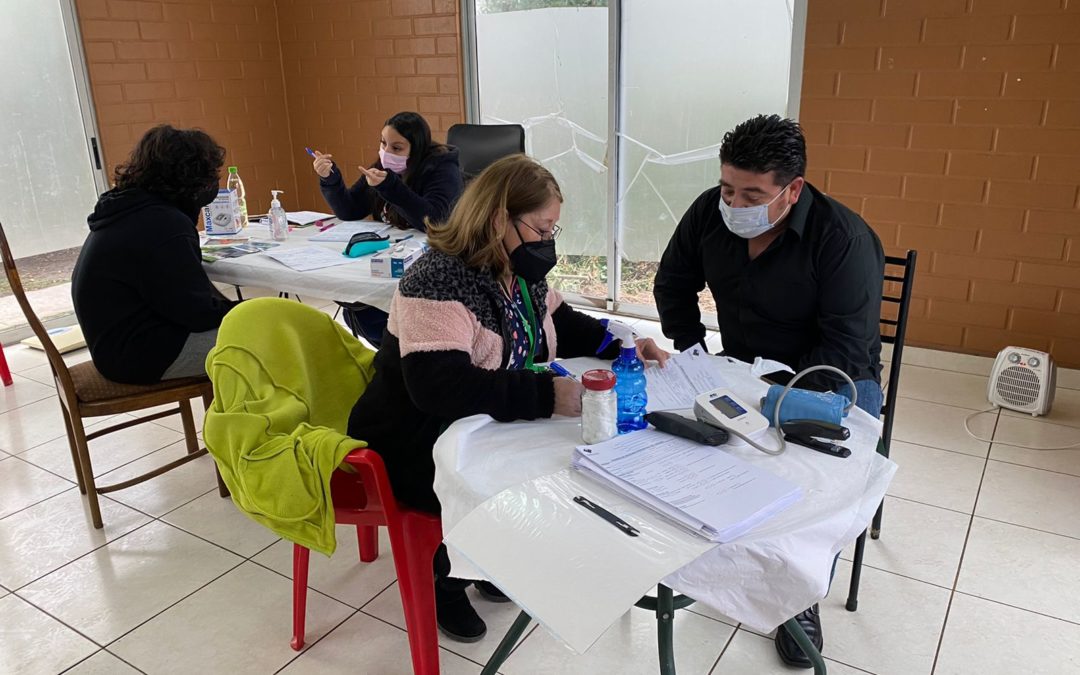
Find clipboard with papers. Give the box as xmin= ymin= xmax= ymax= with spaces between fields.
xmin=572 ymin=429 xmax=803 ymax=543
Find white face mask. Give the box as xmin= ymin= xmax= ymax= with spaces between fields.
xmin=719 ymin=184 xmax=791 ymax=239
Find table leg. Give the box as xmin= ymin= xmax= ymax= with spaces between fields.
xmin=481 ymin=610 xmax=532 ymax=675
xmin=656 ymin=584 xmax=676 ymax=675
xmin=782 ymin=617 xmax=827 ymax=674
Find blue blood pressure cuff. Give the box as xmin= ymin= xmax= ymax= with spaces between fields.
xmin=760 ymin=385 xmax=850 ymax=427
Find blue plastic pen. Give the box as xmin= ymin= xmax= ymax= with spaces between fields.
xmin=549 ymin=362 xmax=575 ymax=379
xmin=305 ymin=146 xmax=334 ymax=173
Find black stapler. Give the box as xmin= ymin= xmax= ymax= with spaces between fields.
xmin=781 ymin=419 xmax=852 ymax=458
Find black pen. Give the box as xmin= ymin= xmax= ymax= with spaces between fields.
xmin=573 ymin=495 xmax=639 ymax=537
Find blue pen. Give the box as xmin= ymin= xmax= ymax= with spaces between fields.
xmin=305 ymin=146 xmax=334 ymax=173
xmin=549 ymin=362 xmax=575 ymax=379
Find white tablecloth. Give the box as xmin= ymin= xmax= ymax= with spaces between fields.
xmin=201 ymin=222 xmax=422 ymax=312
xmin=433 ymin=357 xmax=896 ymax=635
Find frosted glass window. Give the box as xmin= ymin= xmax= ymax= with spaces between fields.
xmin=470 ymin=0 xmax=801 ymax=306
xmin=617 ymin=0 xmax=795 ymax=305
xmin=475 ymin=3 xmax=609 ymax=297
xmin=0 ymin=1 xmax=99 ymax=258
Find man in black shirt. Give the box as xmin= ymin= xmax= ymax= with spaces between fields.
xmin=653 ymin=114 xmax=885 ymax=668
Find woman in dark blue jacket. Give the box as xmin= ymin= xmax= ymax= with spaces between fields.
xmin=311 ymin=112 xmax=464 ymax=345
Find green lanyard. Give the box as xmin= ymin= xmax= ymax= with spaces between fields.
xmin=515 ymin=277 xmax=546 ymax=373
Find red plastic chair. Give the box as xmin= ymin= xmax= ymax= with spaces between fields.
xmin=291 ymin=447 xmax=444 ymax=675
xmin=0 ymin=342 xmax=12 ymax=386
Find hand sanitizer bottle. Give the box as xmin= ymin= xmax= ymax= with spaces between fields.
xmin=269 ymin=190 xmax=288 ymax=241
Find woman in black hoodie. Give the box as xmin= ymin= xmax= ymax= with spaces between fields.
xmin=310 ymin=112 xmax=464 ymax=346
xmin=71 ymin=125 xmax=236 ymax=385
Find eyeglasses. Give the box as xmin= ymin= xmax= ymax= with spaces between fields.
xmin=515 ymin=218 xmax=561 ymax=241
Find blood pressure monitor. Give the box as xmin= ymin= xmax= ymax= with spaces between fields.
xmin=693 ymin=387 xmax=770 ymax=439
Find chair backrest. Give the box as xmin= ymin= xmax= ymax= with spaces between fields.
xmin=0 ymin=220 xmax=78 ymax=394
xmin=880 ymin=250 xmax=918 ymax=451
xmin=446 ymin=123 xmax=526 ymax=180
xmin=208 ymin=297 xmax=376 ymax=434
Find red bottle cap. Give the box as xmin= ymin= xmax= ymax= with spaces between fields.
xmin=582 ymin=369 xmax=617 ymax=391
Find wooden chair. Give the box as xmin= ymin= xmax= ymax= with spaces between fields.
xmin=0 ymin=220 xmax=226 ymax=529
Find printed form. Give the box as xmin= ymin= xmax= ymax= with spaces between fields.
xmin=645 ymin=347 xmax=731 ymax=411
xmin=264 ymin=246 xmax=357 ymax=272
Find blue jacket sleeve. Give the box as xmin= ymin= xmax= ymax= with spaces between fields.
xmin=319 ymin=165 xmax=375 ymax=221
xmin=374 ymin=159 xmax=464 ymax=232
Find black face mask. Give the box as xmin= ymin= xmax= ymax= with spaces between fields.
xmin=178 ymin=185 xmax=220 ymax=222
xmin=509 ymin=239 xmax=557 ymax=284
xmin=195 ymin=185 xmax=220 ymax=209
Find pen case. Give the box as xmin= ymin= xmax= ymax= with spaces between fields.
xmin=344 ymin=240 xmax=390 ymax=258
xmin=344 ymin=232 xmax=391 ymax=258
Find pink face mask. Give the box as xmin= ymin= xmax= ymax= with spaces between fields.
xmin=379 ymin=148 xmax=408 ymax=174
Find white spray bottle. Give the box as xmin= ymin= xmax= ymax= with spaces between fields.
xmin=269 ymin=190 xmax=288 ymax=241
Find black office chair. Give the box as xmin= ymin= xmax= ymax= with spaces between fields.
xmin=846 ymin=250 xmax=918 ymax=611
xmin=447 ymin=123 xmax=526 ymax=180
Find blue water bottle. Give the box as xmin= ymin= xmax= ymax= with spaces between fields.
xmin=601 ymin=320 xmax=648 ymax=433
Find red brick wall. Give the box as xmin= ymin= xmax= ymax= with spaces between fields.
xmin=74 ymin=0 xmax=299 ymax=215
xmin=276 ymin=0 xmax=464 ymax=211
xmin=75 ymin=0 xmax=464 ymax=216
xmin=801 ymin=0 xmax=1080 ymax=366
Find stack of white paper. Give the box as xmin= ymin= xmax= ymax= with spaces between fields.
xmin=573 ymin=429 xmax=802 ymax=542
xmin=286 ymin=210 xmax=335 ymax=225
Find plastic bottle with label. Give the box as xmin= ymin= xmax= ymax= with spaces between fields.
xmin=226 ymin=166 xmax=249 ymax=228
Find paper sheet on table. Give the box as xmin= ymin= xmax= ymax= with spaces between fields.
xmin=263 ymin=246 xmax=355 ymax=272
xmin=309 ymin=220 xmax=391 ymax=242
xmin=286 ymin=210 xmax=334 ymax=225
xmin=444 ymin=468 xmax=714 ymax=654
xmin=645 ymin=347 xmax=731 ymax=411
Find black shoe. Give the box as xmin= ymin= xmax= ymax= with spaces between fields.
xmin=774 ymin=604 xmax=823 ymax=669
xmin=474 ymin=580 xmax=511 ymax=603
xmin=436 ymin=589 xmax=487 ymax=643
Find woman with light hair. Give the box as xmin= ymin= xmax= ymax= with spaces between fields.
xmin=347 ymin=154 xmax=668 ymax=642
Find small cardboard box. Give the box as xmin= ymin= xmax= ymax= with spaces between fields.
xmin=202 ymin=189 xmax=242 ymax=235
xmin=371 ymin=240 xmax=428 ymax=278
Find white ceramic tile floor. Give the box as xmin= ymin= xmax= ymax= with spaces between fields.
xmin=63 ymin=650 xmax=143 ymax=675
xmin=2 ymin=315 xmax=1080 ymax=674
xmin=17 ymin=414 xmax=183 ymax=483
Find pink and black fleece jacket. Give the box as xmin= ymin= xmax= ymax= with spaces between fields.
xmin=347 ymin=247 xmax=619 ymax=512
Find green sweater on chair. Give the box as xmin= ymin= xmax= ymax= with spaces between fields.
xmin=204 ymin=298 xmax=375 ymax=556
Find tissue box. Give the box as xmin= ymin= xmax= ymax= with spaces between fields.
xmin=202 ymin=189 xmax=242 ymax=235
xmin=371 ymin=240 xmax=428 ymax=278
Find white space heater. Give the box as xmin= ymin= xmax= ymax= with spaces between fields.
xmin=988 ymin=346 xmax=1056 ymax=416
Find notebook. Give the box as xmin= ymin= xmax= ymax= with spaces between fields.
xmin=572 ymin=429 xmax=802 ymax=543
xmin=21 ymin=324 xmax=86 ymax=354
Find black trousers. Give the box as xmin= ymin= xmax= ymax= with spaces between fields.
xmin=434 ymin=543 xmax=471 ymax=602
xmin=339 ymin=303 xmax=388 ymax=348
